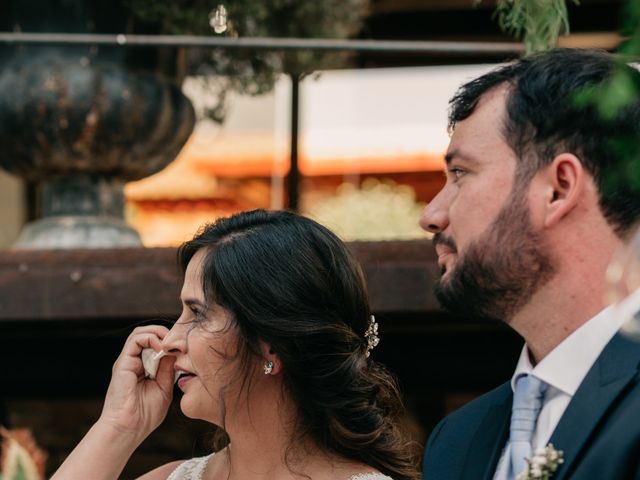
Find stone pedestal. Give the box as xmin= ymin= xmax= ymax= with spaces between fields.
xmin=16 ymin=176 xmax=141 ymax=248
xmin=0 ymin=55 xmax=195 ymax=248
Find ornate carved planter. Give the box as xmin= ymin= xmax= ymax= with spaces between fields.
xmin=0 ymin=54 xmax=195 ymax=248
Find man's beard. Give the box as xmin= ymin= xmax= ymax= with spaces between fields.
xmin=433 ymin=187 xmax=555 ymax=323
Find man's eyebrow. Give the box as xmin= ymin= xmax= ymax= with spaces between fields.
xmin=444 ymin=151 xmax=456 ymax=166
xmin=444 ymin=149 xmax=478 ymax=166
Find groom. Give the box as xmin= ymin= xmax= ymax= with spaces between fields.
xmin=421 ymin=49 xmax=640 ymax=480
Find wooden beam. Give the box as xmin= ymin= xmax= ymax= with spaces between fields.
xmin=0 ymin=240 xmax=439 ymax=321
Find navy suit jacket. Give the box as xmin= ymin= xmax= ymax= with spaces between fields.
xmin=422 ymin=333 xmax=640 ymax=480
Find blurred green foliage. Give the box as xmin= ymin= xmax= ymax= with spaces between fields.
xmin=495 ymin=0 xmax=579 ymax=53
xmin=574 ymin=0 xmax=640 ymax=119
xmin=573 ymin=0 xmax=640 ymax=193
xmin=475 ymin=0 xmax=579 ymax=53
xmin=0 ymin=460 xmax=28 ymax=480
xmin=125 ymin=0 xmax=368 ymax=122
xmin=486 ymin=0 xmax=640 ymax=194
xmin=306 ymin=178 xmax=428 ymax=241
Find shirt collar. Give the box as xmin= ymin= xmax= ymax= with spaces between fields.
xmin=510 ymin=304 xmax=626 ymax=396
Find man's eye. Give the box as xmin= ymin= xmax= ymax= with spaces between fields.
xmin=449 ymin=167 xmax=466 ymax=180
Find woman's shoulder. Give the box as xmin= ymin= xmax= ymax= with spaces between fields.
xmin=135 ymin=460 xmax=184 ymax=480
xmin=136 ymin=454 xmax=213 ymax=480
xmin=328 ymin=458 xmax=395 ymax=480
xmin=165 ymin=454 xmax=214 ymax=480
xmin=350 ymin=473 xmax=394 ymax=480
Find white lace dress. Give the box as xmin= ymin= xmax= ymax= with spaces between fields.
xmin=166 ymin=454 xmax=394 ymax=480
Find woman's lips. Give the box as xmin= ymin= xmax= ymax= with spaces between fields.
xmin=174 ymin=367 xmax=196 ymax=390
xmin=177 ymin=373 xmax=195 ymax=390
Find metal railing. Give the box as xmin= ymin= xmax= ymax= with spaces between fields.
xmin=0 ymin=32 xmax=526 ymax=55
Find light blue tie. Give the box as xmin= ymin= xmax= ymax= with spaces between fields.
xmin=508 ymin=374 xmax=547 ymax=478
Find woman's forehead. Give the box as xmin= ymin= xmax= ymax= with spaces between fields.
xmin=181 ymin=249 xmax=208 ymax=300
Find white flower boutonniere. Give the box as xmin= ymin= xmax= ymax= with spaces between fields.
xmin=516 ymin=444 xmax=564 ymax=480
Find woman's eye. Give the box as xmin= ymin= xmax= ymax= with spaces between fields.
xmin=188 ymin=306 xmax=206 ymax=323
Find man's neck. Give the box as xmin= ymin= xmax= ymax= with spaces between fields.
xmin=508 ymin=213 xmax=623 ymax=364
xmin=508 ymin=269 xmax=609 ymax=364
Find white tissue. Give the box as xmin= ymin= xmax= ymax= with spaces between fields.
xmin=141 ymin=348 xmax=180 ymax=383
xmin=141 ymin=348 xmax=166 ymax=379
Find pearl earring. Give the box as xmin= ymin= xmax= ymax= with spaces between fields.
xmin=263 ymin=360 xmax=274 ymax=375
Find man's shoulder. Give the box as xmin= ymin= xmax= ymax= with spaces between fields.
xmin=422 ymin=381 xmax=511 ymax=477
xmin=603 ymin=330 xmax=640 ymax=366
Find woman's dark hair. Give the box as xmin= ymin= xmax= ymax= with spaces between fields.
xmin=449 ymin=48 xmax=640 ymax=237
xmin=177 ymin=209 xmax=419 ymax=480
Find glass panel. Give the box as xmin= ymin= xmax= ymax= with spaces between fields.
xmin=124 ymin=64 xmax=498 ymax=246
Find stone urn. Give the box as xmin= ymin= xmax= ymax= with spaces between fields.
xmin=0 ymin=54 xmax=195 ymax=248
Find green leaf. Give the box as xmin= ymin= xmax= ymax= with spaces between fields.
xmin=494 ymin=0 xmax=580 ymax=53
xmin=601 ymin=136 xmax=640 ymax=195
xmin=15 ymin=460 xmax=27 ymax=480
xmin=571 ymin=60 xmax=640 ymax=125
xmin=596 ymin=70 xmax=638 ymax=119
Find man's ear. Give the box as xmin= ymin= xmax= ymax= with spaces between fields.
xmin=259 ymin=341 xmax=283 ymax=376
xmin=542 ymin=153 xmax=585 ymax=228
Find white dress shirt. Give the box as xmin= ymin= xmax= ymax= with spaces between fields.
xmin=492 ymin=301 xmax=629 ymax=479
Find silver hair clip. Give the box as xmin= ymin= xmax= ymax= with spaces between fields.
xmin=364 ymin=315 xmax=380 ymax=358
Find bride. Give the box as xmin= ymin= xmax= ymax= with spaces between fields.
xmin=52 ymin=210 xmax=419 ymax=480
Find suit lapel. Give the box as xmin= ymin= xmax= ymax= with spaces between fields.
xmin=549 ymin=333 xmax=640 ymax=480
xmin=462 ymin=384 xmax=512 ymax=480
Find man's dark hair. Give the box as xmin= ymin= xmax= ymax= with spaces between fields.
xmin=449 ymin=48 xmax=640 ymax=237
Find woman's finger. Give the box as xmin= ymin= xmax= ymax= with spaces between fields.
xmin=114 ymin=333 xmax=166 ymax=373
xmin=123 ymin=331 xmax=166 ymax=355
xmin=155 ymin=355 xmax=177 ymax=394
xmin=126 ymin=325 xmax=170 ymax=342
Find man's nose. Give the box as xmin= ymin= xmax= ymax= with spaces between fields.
xmin=420 ymin=189 xmax=451 ymax=234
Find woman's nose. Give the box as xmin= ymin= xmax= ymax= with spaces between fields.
xmin=160 ymin=319 xmax=186 ymax=354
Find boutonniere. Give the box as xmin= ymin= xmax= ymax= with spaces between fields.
xmin=516 ymin=444 xmax=564 ymax=480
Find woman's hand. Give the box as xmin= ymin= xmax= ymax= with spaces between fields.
xmin=98 ymin=325 xmax=176 ymax=443
xmin=51 ymin=326 xmax=177 ymax=480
